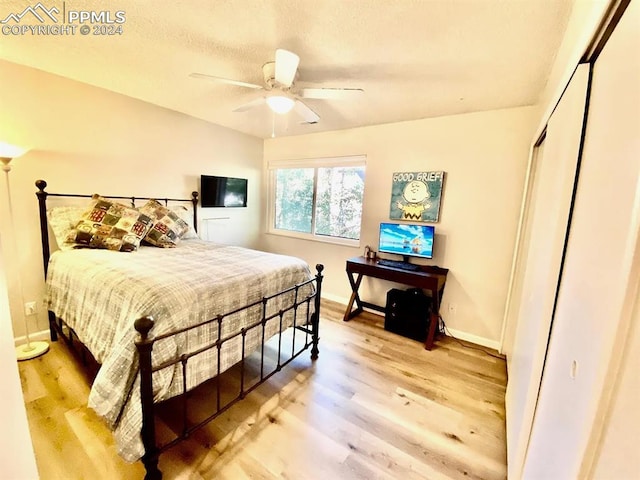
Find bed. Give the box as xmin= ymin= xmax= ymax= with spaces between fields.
xmin=35 ymin=180 xmax=323 ymax=479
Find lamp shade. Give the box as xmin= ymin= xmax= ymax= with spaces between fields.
xmin=266 ymin=95 xmax=295 ymax=114
xmin=0 ymin=142 xmax=26 ymax=160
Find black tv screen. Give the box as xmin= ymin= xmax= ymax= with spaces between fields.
xmin=200 ymin=175 xmax=247 ymax=207
xmin=378 ymin=222 xmax=435 ymax=259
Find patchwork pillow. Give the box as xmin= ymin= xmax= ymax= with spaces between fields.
xmin=68 ymin=195 xmax=154 ymax=252
xmin=169 ymin=204 xmax=198 ymax=240
xmin=139 ymin=200 xmax=190 ymax=247
xmin=47 ymin=205 xmax=86 ymax=250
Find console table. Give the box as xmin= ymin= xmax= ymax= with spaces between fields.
xmin=344 ymin=256 xmax=448 ymax=350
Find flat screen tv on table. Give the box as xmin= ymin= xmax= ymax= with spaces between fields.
xmin=200 ymin=175 xmax=248 ymax=207
xmin=378 ymin=222 xmax=435 ymax=261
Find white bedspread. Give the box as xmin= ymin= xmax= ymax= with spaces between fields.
xmin=46 ymin=240 xmax=314 ymax=461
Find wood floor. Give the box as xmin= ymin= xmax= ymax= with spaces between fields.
xmin=18 ymin=299 xmax=508 ymax=480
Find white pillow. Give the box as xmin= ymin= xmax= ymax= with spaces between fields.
xmin=47 ymin=206 xmax=86 ymax=250
xmin=169 ymin=205 xmax=198 ymax=239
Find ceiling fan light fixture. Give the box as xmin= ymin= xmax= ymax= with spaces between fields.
xmin=266 ymin=95 xmax=295 ymax=114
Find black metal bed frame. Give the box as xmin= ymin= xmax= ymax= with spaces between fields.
xmin=35 ymin=180 xmax=323 ymax=479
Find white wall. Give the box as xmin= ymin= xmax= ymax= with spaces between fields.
xmin=262 ymin=107 xmax=538 ymax=347
xmin=593 ymin=278 xmax=640 ymax=480
xmin=0 ymin=233 xmax=39 ymax=479
xmin=590 ymin=280 xmax=640 ymax=479
xmin=0 ymin=59 xmax=263 ymax=340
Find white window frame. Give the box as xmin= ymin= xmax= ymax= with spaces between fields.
xmin=266 ymin=155 xmax=367 ymax=247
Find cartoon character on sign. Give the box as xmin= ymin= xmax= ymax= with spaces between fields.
xmin=396 ymin=180 xmax=431 ymax=220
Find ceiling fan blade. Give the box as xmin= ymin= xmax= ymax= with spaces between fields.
xmin=275 ymin=49 xmax=300 ymax=87
xmin=232 ymin=97 xmax=266 ymax=112
xmin=189 ymin=72 xmax=263 ymax=90
xmin=299 ymin=87 xmax=364 ymax=100
xmin=293 ymin=100 xmax=320 ymax=124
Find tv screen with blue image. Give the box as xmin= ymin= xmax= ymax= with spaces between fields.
xmin=378 ymin=222 xmax=435 ymax=259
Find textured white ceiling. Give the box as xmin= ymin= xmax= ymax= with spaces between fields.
xmin=0 ymin=0 xmax=573 ymax=138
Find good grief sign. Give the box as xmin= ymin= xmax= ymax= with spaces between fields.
xmin=392 ymin=171 xmax=444 ymax=183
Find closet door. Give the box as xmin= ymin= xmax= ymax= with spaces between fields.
xmin=522 ymin=0 xmax=640 ymax=477
xmin=505 ymin=64 xmax=590 ymax=479
xmin=501 ymin=140 xmax=545 ymax=363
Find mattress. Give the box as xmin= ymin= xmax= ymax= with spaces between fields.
xmin=46 ymin=240 xmax=314 ymax=461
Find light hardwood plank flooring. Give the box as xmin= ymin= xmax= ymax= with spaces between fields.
xmin=19 ymin=299 xmax=507 ymax=479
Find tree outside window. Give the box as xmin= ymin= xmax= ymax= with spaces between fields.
xmin=272 ymin=159 xmax=365 ymax=242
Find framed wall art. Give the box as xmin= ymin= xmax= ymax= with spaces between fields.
xmin=389 ymin=171 xmax=445 ymax=222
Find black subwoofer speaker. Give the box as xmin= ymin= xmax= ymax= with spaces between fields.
xmin=384 ymin=288 xmax=433 ymax=342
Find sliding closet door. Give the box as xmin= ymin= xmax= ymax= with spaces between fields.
xmin=505 ymin=64 xmax=590 ymax=479
xmin=522 ymin=1 xmax=640 ymax=477
xmin=502 ymin=140 xmax=545 ymax=365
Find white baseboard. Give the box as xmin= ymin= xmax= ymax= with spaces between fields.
xmin=321 ymin=292 xmax=351 ymax=306
xmin=443 ymin=327 xmax=500 ymax=351
xmin=321 ymin=292 xmax=385 ymax=317
xmin=321 ymin=293 xmax=499 ymax=350
xmin=13 ymin=329 xmax=50 ymax=348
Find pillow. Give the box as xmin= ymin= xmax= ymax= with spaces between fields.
xmin=68 ymin=195 xmax=154 ymax=252
xmin=47 ymin=206 xmax=86 ymax=250
xmin=139 ymin=200 xmax=190 ymax=247
xmin=169 ymin=204 xmax=198 ymax=239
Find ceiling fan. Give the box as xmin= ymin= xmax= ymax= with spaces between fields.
xmin=189 ymin=49 xmax=364 ymax=124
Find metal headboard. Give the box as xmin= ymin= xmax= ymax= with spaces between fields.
xmin=35 ymin=179 xmax=199 ymax=277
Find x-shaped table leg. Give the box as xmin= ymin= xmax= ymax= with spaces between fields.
xmin=343 ymin=272 xmax=364 ymax=321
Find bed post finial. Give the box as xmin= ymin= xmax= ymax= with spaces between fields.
xmin=191 ymin=191 xmax=199 ymax=233
xmin=134 ymin=316 xmax=155 ymax=341
xmin=36 ymin=179 xmax=48 ymax=192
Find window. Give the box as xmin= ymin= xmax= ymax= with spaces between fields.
xmin=268 ymin=156 xmax=366 ymax=244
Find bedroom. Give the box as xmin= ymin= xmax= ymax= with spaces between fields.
xmin=0 ymin=0 xmax=638 ymax=479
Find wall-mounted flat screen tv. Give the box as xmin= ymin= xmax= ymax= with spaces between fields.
xmin=378 ymin=222 xmax=435 ymax=260
xmin=200 ymin=175 xmax=248 ymax=207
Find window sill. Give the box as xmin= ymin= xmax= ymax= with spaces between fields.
xmin=266 ymin=229 xmax=361 ymax=248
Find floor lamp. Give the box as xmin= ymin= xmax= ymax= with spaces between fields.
xmin=0 ymin=142 xmax=49 ymax=361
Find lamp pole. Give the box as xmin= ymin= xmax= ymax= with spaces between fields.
xmin=1 ymin=146 xmax=49 ymax=361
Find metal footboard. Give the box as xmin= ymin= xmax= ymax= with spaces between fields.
xmin=134 ymin=265 xmax=324 ymax=480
